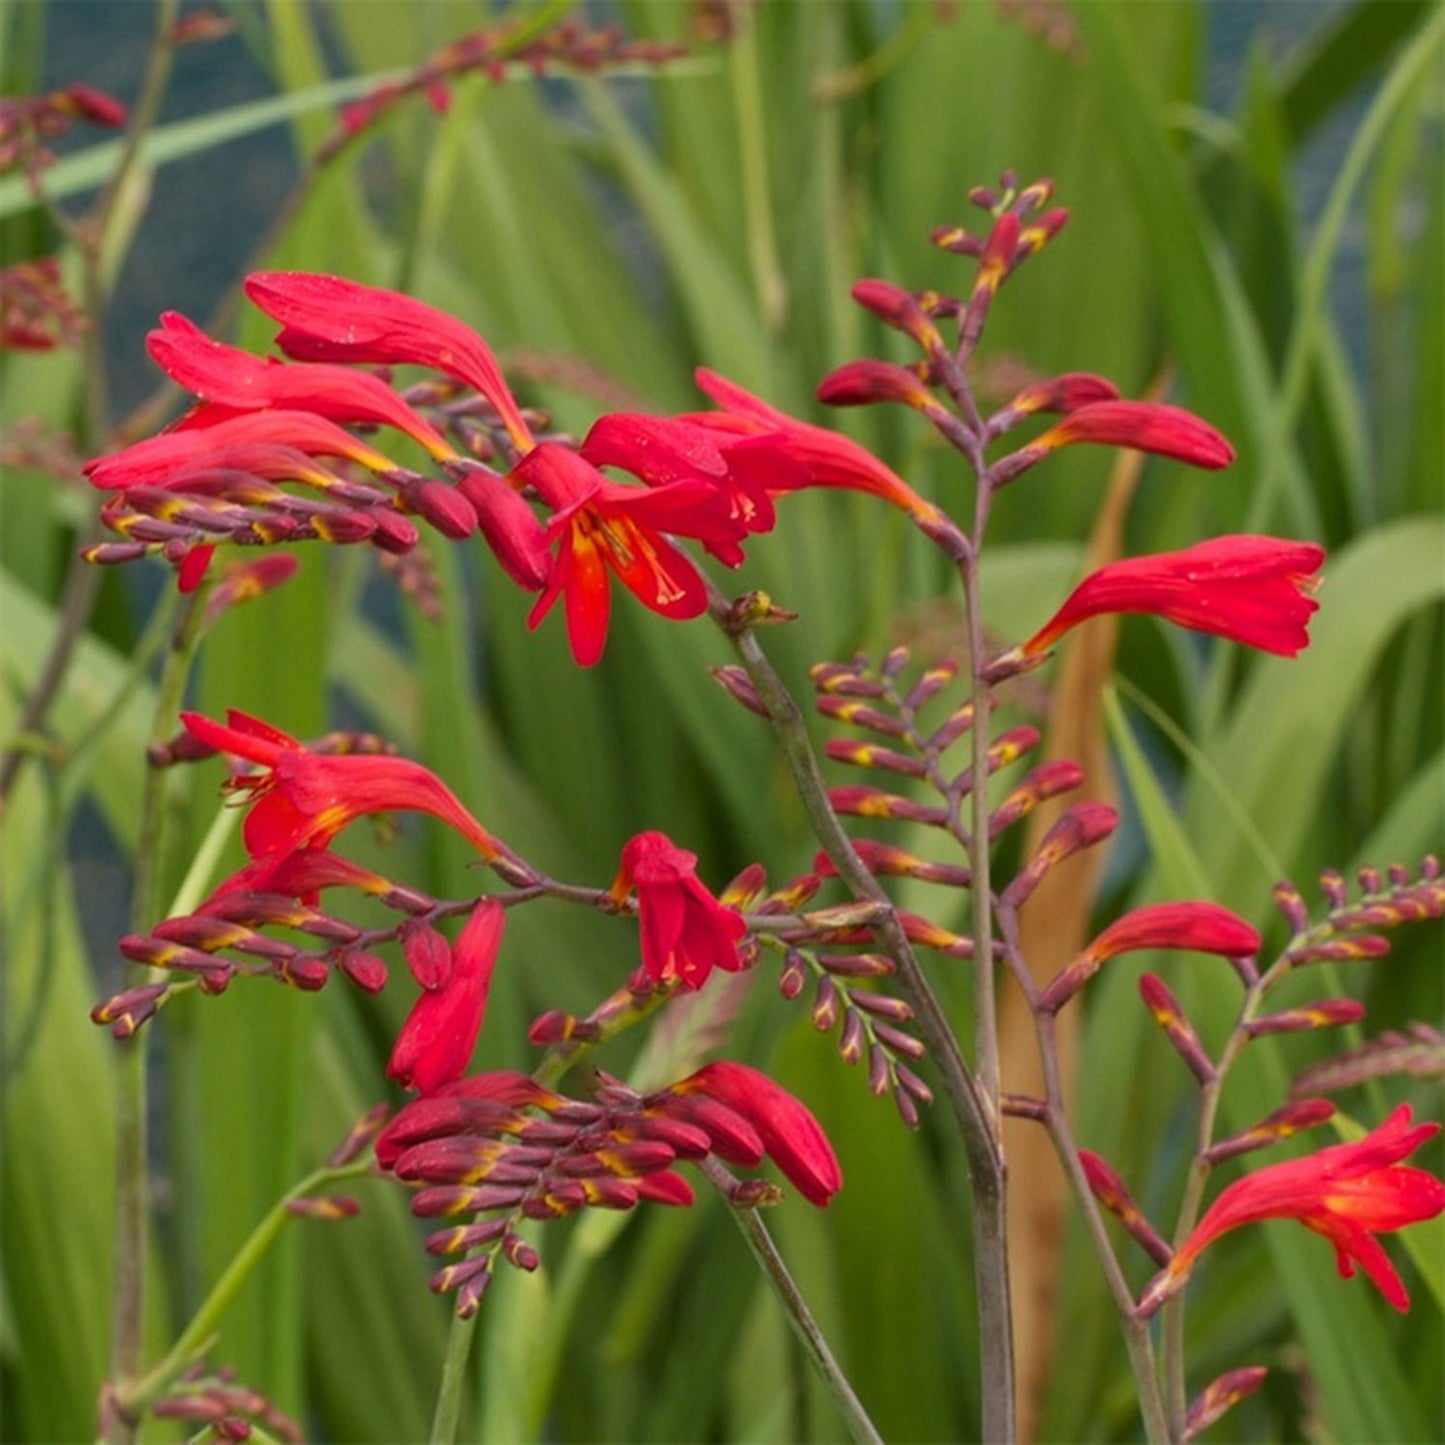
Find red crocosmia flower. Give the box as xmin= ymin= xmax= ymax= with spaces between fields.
xmin=693 ymin=368 xmax=949 ymax=532
xmin=1140 ymin=1105 xmax=1445 ymax=1315
xmin=516 ymin=442 xmax=746 ymax=667
xmin=1020 ymin=536 xmax=1325 ymax=659
xmin=579 ymin=413 xmax=775 ymax=562
xmin=84 ymin=410 xmax=397 ymax=492
xmin=147 ymin=311 xmax=455 ymax=461
xmin=611 ymin=830 xmax=747 ymax=990
xmin=244 ymin=271 xmax=537 ymax=454
xmin=675 ymin=1061 xmax=842 ymax=1206
xmin=387 ymin=898 xmax=504 ymax=1094
xmin=180 ymin=709 xmax=507 ymax=864
xmin=1032 ymin=399 xmax=1235 ymax=469
xmin=1081 ymin=902 xmax=1261 ymax=963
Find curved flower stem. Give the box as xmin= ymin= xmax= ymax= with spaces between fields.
xmin=702 ymin=1159 xmax=883 ymax=1445
xmin=117 ymin=1159 xmax=371 ymax=1422
xmin=1161 ymin=953 xmax=1290 ymax=1435
xmin=1033 ymin=1011 xmax=1170 ymax=1443
xmin=710 ymin=588 xmax=1015 ymax=1443
xmin=108 ymin=588 xmax=208 ymax=1442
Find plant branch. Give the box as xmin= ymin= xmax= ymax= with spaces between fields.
xmin=703 ymin=1159 xmax=883 ymax=1445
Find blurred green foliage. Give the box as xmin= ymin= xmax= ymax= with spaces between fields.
xmin=2 ymin=1 xmax=1440 ymax=1440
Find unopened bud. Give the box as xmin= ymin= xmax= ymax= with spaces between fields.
xmin=1003 ymin=803 xmax=1118 ymax=910
xmin=1138 ymin=973 xmax=1215 ymax=1085
xmin=709 ymin=665 xmax=769 ymax=718
xmin=400 ymin=478 xmax=478 ymax=540
xmin=400 ymin=918 xmax=452 ymax=991
xmin=1204 ymin=1098 xmax=1336 ymax=1165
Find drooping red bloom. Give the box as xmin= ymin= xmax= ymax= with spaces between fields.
xmin=181 ymin=710 xmax=507 ymax=865
xmin=244 ymin=271 xmax=537 ymax=453
xmin=670 ymin=1061 xmax=842 ymax=1205
xmin=1140 ymin=1105 xmax=1445 ymax=1315
xmin=610 ymin=830 xmax=747 ymax=990
xmin=387 ymin=899 xmax=504 ymax=1094
xmin=147 ymin=311 xmax=456 ymax=461
xmin=1020 ymin=536 xmax=1325 ymax=658
xmin=517 ymin=442 xmax=746 ymax=667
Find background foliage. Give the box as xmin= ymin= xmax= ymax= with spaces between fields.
xmin=2 ymin=1 xmax=1441 ymax=1439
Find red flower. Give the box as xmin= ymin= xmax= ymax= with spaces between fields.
xmin=694 ymin=368 xmax=950 ymax=532
xmin=1039 ymin=902 xmax=1261 ymax=1011
xmin=83 ymin=409 xmax=397 ymax=492
xmin=1140 ymin=1105 xmax=1445 ymax=1315
xmin=1019 ymin=535 xmax=1325 ymax=659
xmin=578 ymin=412 xmax=775 ymax=563
xmin=387 ymin=899 xmax=504 ymax=1094
xmin=147 ymin=311 xmax=456 ymax=461
xmin=517 ymin=442 xmax=745 ymax=667
xmin=1029 ymin=399 xmax=1235 ymax=469
xmin=244 ymin=271 xmax=537 ymax=453
xmin=670 ymin=1062 xmax=842 ymax=1205
xmin=181 ymin=709 xmax=507 ymax=865
xmin=610 ymin=830 xmax=746 ymax=990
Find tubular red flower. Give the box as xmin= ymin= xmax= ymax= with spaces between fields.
xmin=676 ymin=1061 xmax=842 ymax=1206
xmin=1141 ymin=1105 xmax=1445 ymax=1315
xmin=1032 ymin=399 xmax=1235 ymax=469
xmin=517 ymin=442 xmax=744 ymax=667
xmin=1085 ymin=901 xmax=1261 ymax=966
xmin=693 ymin=369 xmax=950 ymax=531
xmin=387 ymin=899 xmax=504 ymax=1094
xmin=244 ymin=271 xmax=537 ymax=453
xmin=1040 ymin=902 xmax=1260 ymax=1012
xmin=84 ymin=410 xmax=397 ymax=492
xmin=1021 ymin=535 xmax=1325 ymax=658
xmin=147 ymin=311 xmax=456 ymax=461
xmin=181 ymin=709 xmax=507 ymax=864
xmin=611 ymin=830 xmax=746 ymax=990
xmin=579 ymin=413 xmax=776 ymax=560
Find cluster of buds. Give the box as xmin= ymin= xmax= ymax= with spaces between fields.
xmin=1273 ymin=855 xmax=1444 ymax=969
xmin=99 ymin=1363 xmax=301 ymax=1445
xmin=375 ymin=1061 xmax=841 ymax=1316
xmin=806 ymin=648 xmax=1101 ymax=901
xmin=322 ymin=19 xmax=688 ymax=162
xmin=0 ymin=256 xmax=86 ymax=351
xmin=777 ymin=946 xmax=932 ymax=1126
xmin=0 ymin=82 xmax=127 ymax=183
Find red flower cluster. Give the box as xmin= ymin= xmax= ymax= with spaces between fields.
xmin=85 ymin=271 xmax=963 ymax=664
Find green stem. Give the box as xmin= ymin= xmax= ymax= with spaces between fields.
xmin=429 ymin=1312 xmax=480 ymax=1445
xmin=1161 ymin=955 xmax=1286 ymax=1436
xmin=119 ymin=1160 xmax=370 ymax=1419
xmin=703 ymin=1161 xmax=883 ymax=1445
xmin=109 ymin=589 xmax=208 ymax=1442
xmin=1033 ymin=1010 xmax=1170 ymax=1444
xmin=712 ymin=592 xmax=1015 ymax=1442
